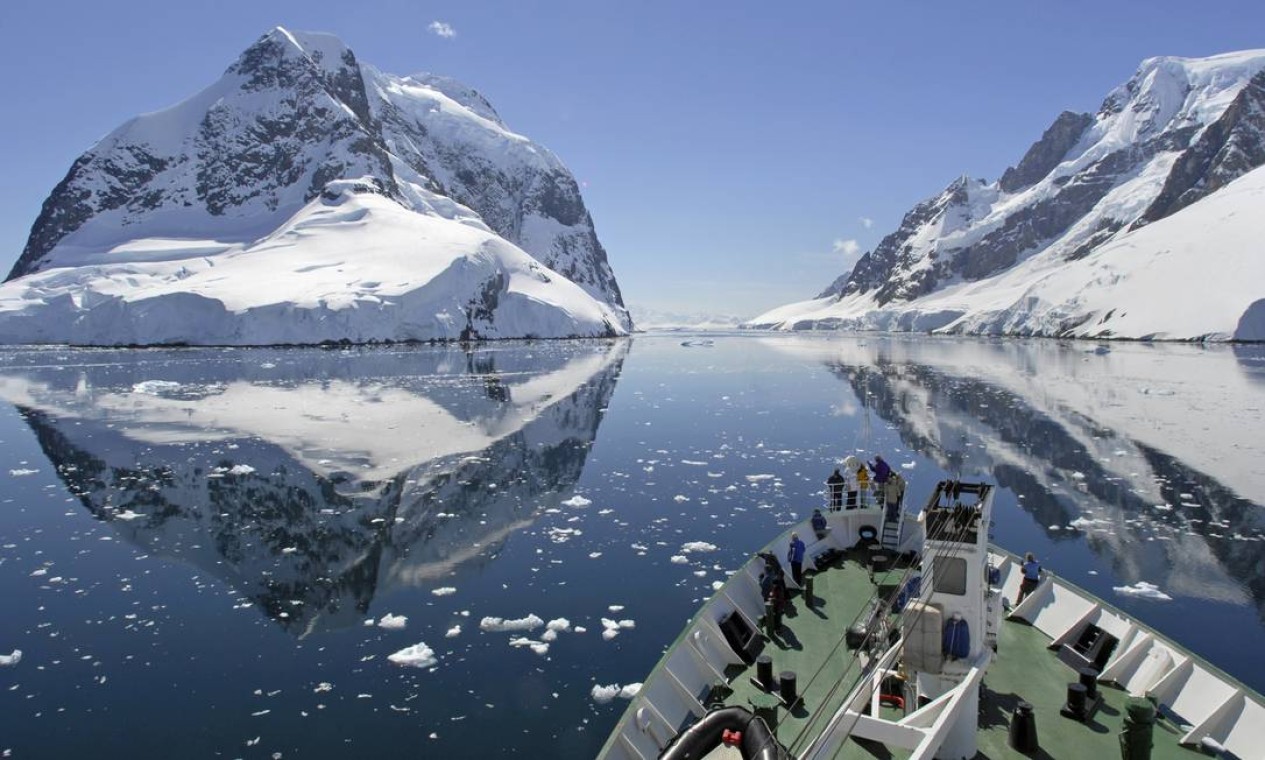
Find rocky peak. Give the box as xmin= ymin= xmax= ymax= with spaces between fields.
xmin=998 ymin=110 xmax=1093 ymax=193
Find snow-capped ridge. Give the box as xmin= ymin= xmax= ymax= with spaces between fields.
xmin=752 ymin=48 xmax=1265 ymax=342
xmin=1 ymin=27 xmax=630 ymax=344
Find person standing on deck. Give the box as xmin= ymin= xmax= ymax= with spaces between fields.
xmin=870 ymin=455 xmax=892 ymax=512
xmin=856 ymin=463 xmax=870 ymax=507
xmin=1017 ymin=552 xmax=1041 ymax=603
xmin=884 ymin=471 xmax=905 ymax=522
xmin=826 ymin=468 xmax=845 ymax=510
xmin=787 ymin=533 xmax=806 ymax=586
xmin=811 ymin=508 xmax=829 ymax=539
xmin=843 ymin=456 xmax=860 ymax=509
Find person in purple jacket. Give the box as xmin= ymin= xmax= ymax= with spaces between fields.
xmin=869 ymin=455 xmax=893 ymax=510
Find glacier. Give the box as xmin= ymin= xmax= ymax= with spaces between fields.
xmin=0 ymin=28 xmax=629 ymax=345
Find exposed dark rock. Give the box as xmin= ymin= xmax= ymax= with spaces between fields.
xmin=999 ymin=111 xmax=1093 ymax=193
xmin=1136 ymin=69 xmax=1265 ymax=227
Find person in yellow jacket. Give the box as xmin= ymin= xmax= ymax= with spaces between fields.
xmin=856 ymin=463 xmax=870 ymax=507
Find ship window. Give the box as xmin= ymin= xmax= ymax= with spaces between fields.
xmin=932 ymin=556 xmax=967 ymax=595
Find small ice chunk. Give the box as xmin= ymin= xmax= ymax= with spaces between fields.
xmin=681 ymin=542 xmax=717 ymax=554
xmin=0 ymin=650 xmax=21 ymax=666
xmin=1113 ymin=582 xmax=1172 ymax=601
xmin=745 ymin=474 xmax=775 ymax=482
xmin=431 ymin=587 xmax=457 ymax=597
xmin=314 ymin=682 xmax=333 ymax=693
xmin=607 ymin=606 xmax=624 ymax=613
xmin=388 ymin=642 xmax=437 ymax=668
xmin=561 ymin=495 xmax=592 ymax=508
xmin=445 ymin=625 xmax=462 ymax=638
xmin=546 ymin=618 xmax=571 ymax=632
xmin=9 ymin=469 xmax=38 ymax=477
xmin=508 ymin=637 xmax=549 ymax=656
xmin=673 ymin=495 xmax=690 ymax=503
xmin=115 ymin=510 xmax=145 ymax=521
xmin=229 ymin=464 xmax=256 ymax=476
xmin=377 ymin=614 xmax=408 ymax=630
xmin=479 ymin=614 xmax=544 ymax=632
xmin=591 ymin=683 xmax=643 ymax=703
xmin=670 ymin=555 xmax=689 ymax=564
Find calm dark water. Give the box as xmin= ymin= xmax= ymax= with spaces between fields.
xmin=0 ymin=335 xmax=1262 ymax=758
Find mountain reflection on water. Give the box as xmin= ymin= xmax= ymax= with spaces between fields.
xmin=0 ymin=341 xmax=627 ymax=636
xmin=771 ymin=337 xmax=1265 ymax=623
xmin=1 ymin=335 xmax=1263 ymax=758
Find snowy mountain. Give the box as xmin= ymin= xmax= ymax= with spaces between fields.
xmin=749 ymin=51 xmax=1265 ymax=341
xmin=0 ymin=28 xmax=629 ymax=345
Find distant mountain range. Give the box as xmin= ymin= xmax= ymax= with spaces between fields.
xmin=0 ymin=27 xmax=629 ymax=345
xmin=628 ymin=305 xmax=746 ymax=331
xmin=749 ymin=50 xmax=1265 ymax=341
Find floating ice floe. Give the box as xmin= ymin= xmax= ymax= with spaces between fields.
xmin=509 ymin=637 xmax=550 ymax=656
xmin=590 ymin=683 xmax=643 ymax=703
xmin=681 ymin=542 xmax=718 ymax=554
xmin=745 ymin=474 xmax=775 ymax=482
xmin=431 ymin=587 xmax=457 ymax=597
xmin=0 ymin=650 xmax=21 ymax=666
xmin=561 ymin=495 xmax=591 ymax=508
xmin=445 ymin=625 xmax=462 ymax=638
xmin=228 ymin=464 xmax=256 ymax=476
xmin=114 ymin=510 xmax=145 ymax=521
xmin=480 ymin=614 xmax=544 ymax=632
xmin=600 ymin=618 xmax=636 ymax=641
xmin=8 ymin=469 xmax=38 ymax=477
xmin=388 ymin=642 xmax=437 ymax=668
xmin=673 ymin=495 xmax=690 ymax=503
xmin=377 ymin=614 xmax=408 ymax=630
xmin=131 ymin=380 xmax=183 ymax=395
xmin=314 ymin=682 xmax=333 ymax=693
xmin=670 ymin=555 xmax=689 ymax=564
xmin=1069 ymin=517 xmax=1110 ymax=530
xmin=1113 ymin=582 xmax=1172 ymax=601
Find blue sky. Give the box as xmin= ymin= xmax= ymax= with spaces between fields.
xmin=3 ymin=1 xmax=1264 ymax=318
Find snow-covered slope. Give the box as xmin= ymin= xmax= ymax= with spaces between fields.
xmin=749 ymin=51 xmax=1265 ymax=341
xmin=0 ymin=28 xmax=628 ymax=345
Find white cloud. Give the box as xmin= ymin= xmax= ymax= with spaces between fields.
xmin=859 ymin=217 xmax=874 ymax=229
xmin=833 ymin=238 xmax=861 ymax=257
xmin=428 ymin=21 xmax=457 ymax=39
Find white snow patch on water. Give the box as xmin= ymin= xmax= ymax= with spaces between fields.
xmin=509 ymin=637 xmax=550 ymax=655
xmin=388 ymin=642 xmax=437 ymax=668
xmin=591 ymin=683 xmax=643 ymax=703
xmin=377 ymin=614 xmax=408 ymax=630
xmin=480 ymin=614 xmax=544 ymax=632
xmin=681 ymin=541 xmax=718 ymax=553
xmin=1113 ymin=582 xmax=1173 ymax=601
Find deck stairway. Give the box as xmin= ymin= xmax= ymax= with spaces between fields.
xmin=880 ymin=510 xmax=902 ymax=550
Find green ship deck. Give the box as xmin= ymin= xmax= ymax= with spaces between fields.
xmin=718 ymin=549 xmax=1202 ymax=759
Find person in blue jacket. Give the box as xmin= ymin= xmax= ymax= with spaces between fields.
xmin=811 ymin=508 xmax=829 ymax=539
xmin=1017 ymin=552 xmax=1041 ymax=603
xmin=787 ymin=532 xmax=807 ymax=586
